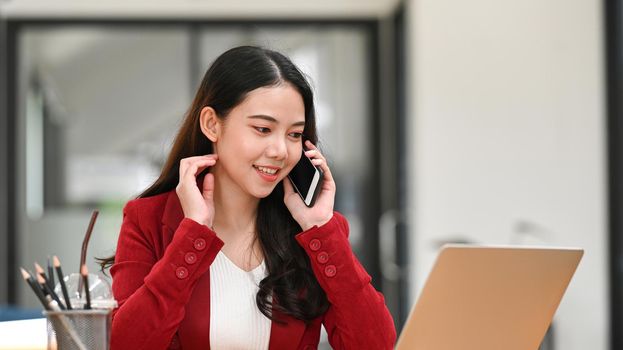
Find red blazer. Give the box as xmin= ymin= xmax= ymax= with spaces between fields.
xmin=110 ymin=189 xmax=396 ymax=349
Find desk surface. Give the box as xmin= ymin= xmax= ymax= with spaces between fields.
xmin=0 ymin=318 xmax=46 ymax=349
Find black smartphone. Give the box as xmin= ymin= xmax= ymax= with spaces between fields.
xmin=287 ymin=149 xmax=324 ymax=207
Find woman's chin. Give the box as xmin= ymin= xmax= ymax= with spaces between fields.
xmin=247 ymin=176 xmax=288 ymax=199
xmin=250 ymin=185 xmax=278 ymax=199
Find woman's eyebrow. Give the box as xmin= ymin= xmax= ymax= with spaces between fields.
xmin=247 ymin=115 xmax=305 ymax=127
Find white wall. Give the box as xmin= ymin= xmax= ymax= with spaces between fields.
xmin=0 ymin=0 xmax=399 ymax=19
xmin=406 ymin=0 xmax=608 ymax=349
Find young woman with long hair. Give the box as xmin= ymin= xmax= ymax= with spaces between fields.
xmin=102 ymin=45 xmax=396 ymax=349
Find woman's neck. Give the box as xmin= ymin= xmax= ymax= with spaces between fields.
xmin=210 ymin=166 xmax=259 ymax=238
xmin=209 ymin=166 xmax=264 ymax=266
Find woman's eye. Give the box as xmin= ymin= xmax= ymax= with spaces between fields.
xmin=254 ymin=127 xmax=270 ymax=134
xmin=289 ymin=132 xmax=303 ymax=139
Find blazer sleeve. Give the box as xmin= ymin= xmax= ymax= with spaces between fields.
xmin=110 ymin=199 xmax=224 ymax=350
xmin=294 ymin=212 xmax=397 ymax=349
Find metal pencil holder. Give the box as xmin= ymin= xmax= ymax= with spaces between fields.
xmin=44 ymin=309 xmax=112 ymax=350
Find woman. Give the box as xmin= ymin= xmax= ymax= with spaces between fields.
xmin=103 ymin=46 xmax=396 ymax=350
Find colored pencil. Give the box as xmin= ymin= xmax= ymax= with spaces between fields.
xmin=36 ymin=270 xmax=65 ymax=310
xmin=47 ymin=256 xmax=55 ymax=288
xmin=20 ymin=268 xmax=50 ymax=310
xmin=53 ymin=255 xmax=73 ymax=310
xmin=80 ymin=264 xmax=91 ymax=310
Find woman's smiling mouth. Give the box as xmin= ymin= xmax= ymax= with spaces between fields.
xmin=253 ymin=165 xmax=281 ymax=182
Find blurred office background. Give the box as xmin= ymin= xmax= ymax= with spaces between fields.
xmin=0 ymin=0 xmax=620 ymax=349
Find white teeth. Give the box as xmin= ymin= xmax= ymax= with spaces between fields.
xmin=256 ymin=166 xmax=278 ymax=175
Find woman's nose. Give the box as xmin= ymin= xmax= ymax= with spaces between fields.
xmin=265 ymin=137 xmax=288 ymax=160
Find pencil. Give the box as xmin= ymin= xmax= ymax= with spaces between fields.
xmin=80 ymin=264 xmax=91 ymax=310
xmin=20 ymin=268 xmax=50 ymax=310
xmin=47 ymin=256 xmax=55 ymax=288
xmin=36 ymin=271 xmax=66 ymax=310
xmin=53 ymin=256 xmax=73 ymax=310
xmin=34 ymin=262 xmax=59 ymax=299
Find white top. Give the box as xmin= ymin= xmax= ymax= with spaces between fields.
xmin=210 ymin=250 xmax=271 ymax=350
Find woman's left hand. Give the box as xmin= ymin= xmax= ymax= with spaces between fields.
xmin=283 ymin=140 xmax=335 ymax=231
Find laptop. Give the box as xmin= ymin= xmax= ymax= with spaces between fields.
xmin=395 ymin=245 xmax=583 ymax=350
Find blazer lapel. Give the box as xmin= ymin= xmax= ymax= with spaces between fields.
xmin=160 ymin=189 xmax=213 ymax=350
xmin=269 ymin=303 xmax=307 ymax=350
xmin=161 ymin=188 xmax=184 ymax=234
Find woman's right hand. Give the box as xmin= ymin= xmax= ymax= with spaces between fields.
xmin=176 ymin=154 xmax=218 ymax=228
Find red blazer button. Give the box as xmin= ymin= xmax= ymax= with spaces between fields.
xmin=185 ymin=252 xmax=197 ymax=265
xmin=309 ymin=239 xmax=321 ymax=251
xmin=194 ymin=238 xmax=207 ymax=251
xmin=324 ymin=264 xmax=337 ymax=277
xmin=317 ymin=251 xmax=329 ymax=264
xmin=175 ymin=266 xmax=189 ymax=279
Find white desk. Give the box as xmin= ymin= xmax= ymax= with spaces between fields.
xmin=0 ymin=318 xmax=47 ymax=349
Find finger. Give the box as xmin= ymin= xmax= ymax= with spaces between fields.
xmin=179 ymin=155 xmax=217 ymax=177
xmin=302 ymin=146 xmax=333 ymax=183
xmin=304 ymin=149 xmax=318 ymax=157
xmin=304 ymin=149 xmax=325 ymax=161
xmin=182 ymin=158 xmax=217 ymax=181
xmin=188 ymin=159 xmax=217 ymax=178
xmin=314 ymin=155 xmax=335 ymax=185
xmin=181 ymin=154 xmax=218 ymax=166
xmin=305 ymin=140 xmax=317 ymax=150
xmin=185 ymin=158 xmax=217 ymax=174
xmin=202 ymin=173 xmax=215 ymax=203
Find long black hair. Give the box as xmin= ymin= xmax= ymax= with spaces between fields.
xmin=99 ymin=46 xmax=329 ymax=323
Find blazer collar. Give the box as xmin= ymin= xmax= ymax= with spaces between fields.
xmin=162 ymin=187 xmax=185 ymax=232
xmin=162 ymin=173 xmax=211 ymax=232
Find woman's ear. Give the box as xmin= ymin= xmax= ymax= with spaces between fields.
xmin=199 ymin=106 xmax=220 ymax=142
